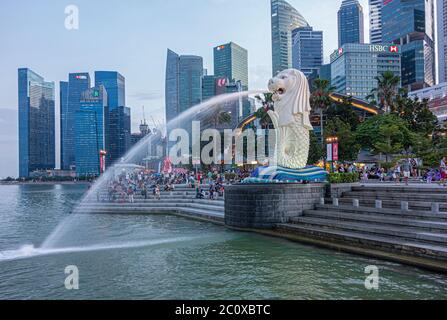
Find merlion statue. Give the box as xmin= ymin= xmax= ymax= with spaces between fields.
xmin=244 ymin=68 xmax=327 ymax=183
xmin=267 ymin=69 xmax=312 ymax=169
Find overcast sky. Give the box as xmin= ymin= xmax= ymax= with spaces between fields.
xmin=0 ymin=0 xmax=369 ymax=178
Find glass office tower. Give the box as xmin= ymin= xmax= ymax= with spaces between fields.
xmin=271 ymin=0 xmax=309 ymax=75
xmin=18 ymin=68 xmax=55 ymax=178
xmin=94 ymin=71 xmax=125 ymax=111
xmin=165 ymin=49 xmax=203 ymax=125
xmin=330 ymin=43 xmax=401 ymax=100
xmin=382 ymin=0 xmax=435 ymax=90
xmin=369 ymin=0 xmax=383 ymax=44
xmin=95 ymin=71 xmax=130 ymax=165
xmin=214 ymin=42 xmax=248 ymax=90
xmin=75 ymin=86 xmax=107 ymax=177
xmin=60 ymin=73 xmax=91 ymax=170
xmin=292 ymin=26 xmax=323 ymax=78
xmin=437 ymin=0 xmax=447 ymax=83
xmin=338 ymin=0 xmax=365 ymax=47
xmin=107 ymin=106 xmax=131 ymax=164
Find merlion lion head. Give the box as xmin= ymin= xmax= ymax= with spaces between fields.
xmin=267 ymin=69 xmax=312 ymax=128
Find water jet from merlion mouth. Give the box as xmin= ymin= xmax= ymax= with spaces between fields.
xmin=37 ymin=90 xmax=265 ymax=251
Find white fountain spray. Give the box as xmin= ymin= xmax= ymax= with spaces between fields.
xmin=0 ymin=90 xmax=265 ymax=260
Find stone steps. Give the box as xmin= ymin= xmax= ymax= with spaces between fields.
xmin=291 ymin=215 xmax=447 ymax=245
xmin=78 ymin=202 xmax=225 ymax=213
xmin=76 ymin=206 xmax=224 ymax=222
xmin=315 ymin=204 xmax=447 ymax=222
xmin=352 ymin=186 xmax=447 ymax=194
xmin=343 ymin=191 xmax=447 ymax=202
xmin=276 ymin=223 xmax=447 ymax=260
xmin=301 ymin=208 xmax=447 ymax=231
xmin=331 ymin=197 xmax=447 ymax=212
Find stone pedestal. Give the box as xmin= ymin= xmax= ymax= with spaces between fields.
xmin=225 ymin=183 xmax=325 ymax=229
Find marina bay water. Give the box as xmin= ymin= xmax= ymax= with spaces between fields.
xmin=1 ymin=184 xmax=447 ymax=299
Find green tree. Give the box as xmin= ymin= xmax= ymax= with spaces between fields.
xmin=356 ymin=114 xmax=413 ymax=162
xmin=308 ymin=131 xmax=324 ymax=165
xmin=393 ymin=96 xmax=439 ymax=136
xmin=324 ymin=118 xmax=360 ymax=162
xmin=310 ymin=79 xmax=335 ymax=143
xmin=367 ymin=71 xmax=400 ymax=113
xmin=325 ymin=97 xmax=360 ymax=130
xmin=254 ymin=93 xmax=274 ymax=129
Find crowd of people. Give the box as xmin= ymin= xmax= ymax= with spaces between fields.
xmin=102 ymin=168 xmax=252 ymax=203
xmin=98 ymin=155 xmax=447 ymax=204
xmin=334 ymin=157 xmax=447 ymax=186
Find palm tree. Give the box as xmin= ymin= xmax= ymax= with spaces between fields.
xmin=310 ymin=79 xmax=335 ymax=144
xmin=368 ymin=71 xmax=400 ymax=113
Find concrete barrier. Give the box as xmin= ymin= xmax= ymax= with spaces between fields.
xmin=375 ymin=200 xmax=382 ymax=209
xmin=401 ymin=201 xmax=409 ymax=211
xmin=333 ymin=198 xmax=339 ymax=207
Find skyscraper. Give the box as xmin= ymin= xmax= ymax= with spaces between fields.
xmin=107 ymin=106 xmax=131 ymax=164
xmin=165 ymin=49 xmax=203 ymax=124
xmin=95 ymin=71 xmax=130 ymax=165
xmin=202 ymin=75 xmax=218 ymax=102
xmin=75 ymin=86 xmax=107 ymax=177
xmin=94 ymin=71 xmax=125 ymax=111
xmin=438 ymin=0 xmax=447 ymax=83
xmin=271 ymin=0 xmax=309 ymax=75
xmin=214 ymin=42 xmax=249 ymax=89
xmin=338 ymin=0 xmax=365 ymax=47
xmin=291 ymin=26 xmax=323 ymax=79
xmin=382 ymin=0 xmax=435 ymax=90
xmin=330 ymin=43 xmax=401 ymax=100
xmin=18 ymin=68 xmax=55 ymax=178
xmin=369 ymin=0 xmax=383 ymax=44
xmin=60 ymin=73 xmax=91 ymax=170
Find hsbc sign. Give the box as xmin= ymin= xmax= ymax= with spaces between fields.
xmin=369 ymin=45 xmax=399 ymax=53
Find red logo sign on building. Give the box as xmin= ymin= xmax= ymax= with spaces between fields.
xmin=390 ymin=46 xmax=398 ymax=53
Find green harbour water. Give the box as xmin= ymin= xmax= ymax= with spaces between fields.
xmin=0 ymin=184 xmax=446 ymax=300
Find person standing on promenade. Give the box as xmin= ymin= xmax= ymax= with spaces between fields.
xmin=440 ymin=157 xmax=447 ymax=186
xmin=402 ymin=159 xmax=411 ymax=186
xmin=393 ymin=163 xmax=401 ymax=184
xmin=127 ymin=186 xmax=134 ymax=203
xmin=142 ymin=184 xmax=148 ymax=200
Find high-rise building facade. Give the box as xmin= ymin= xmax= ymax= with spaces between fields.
xmin=438 ymin=0 xmax=447 ymax=83
xmin=319 ymin=64 xmax=332 ymax=82
xmin=165 ymin=49 xmax=203 ymax=125
xmin=330 ymin=43 xmax=401 ymax=100
xmin=18 ymin=68 xmax=55 ymax=178
xmin=94 ymin=71 xmax=125 ymax=111
xmin=60 ymin=73 xmax=91 ymax=170
xmin=107 ymin=106 xmax=131 ymax=164
xmin=202 ymin=75 xmax=218 ymax=102
xmin=338 ymin=0 xmax=365 ymax=47
xmin=214 ymin=42 xmax=248 ymax=89
xmin=369 ymin=0 xmax=383 ymax=44
xmin=382 ymin=0 xmax=435 ymax=90
xmin=95 ymin=71 xmax=130 ymax=165
xmin=271 ymin=0 xmax=309 ymax=75
xmin=75 ymin=86 xmax=107 ymax=177
xmin=291 ymin=26 xmax=323 ymax=78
